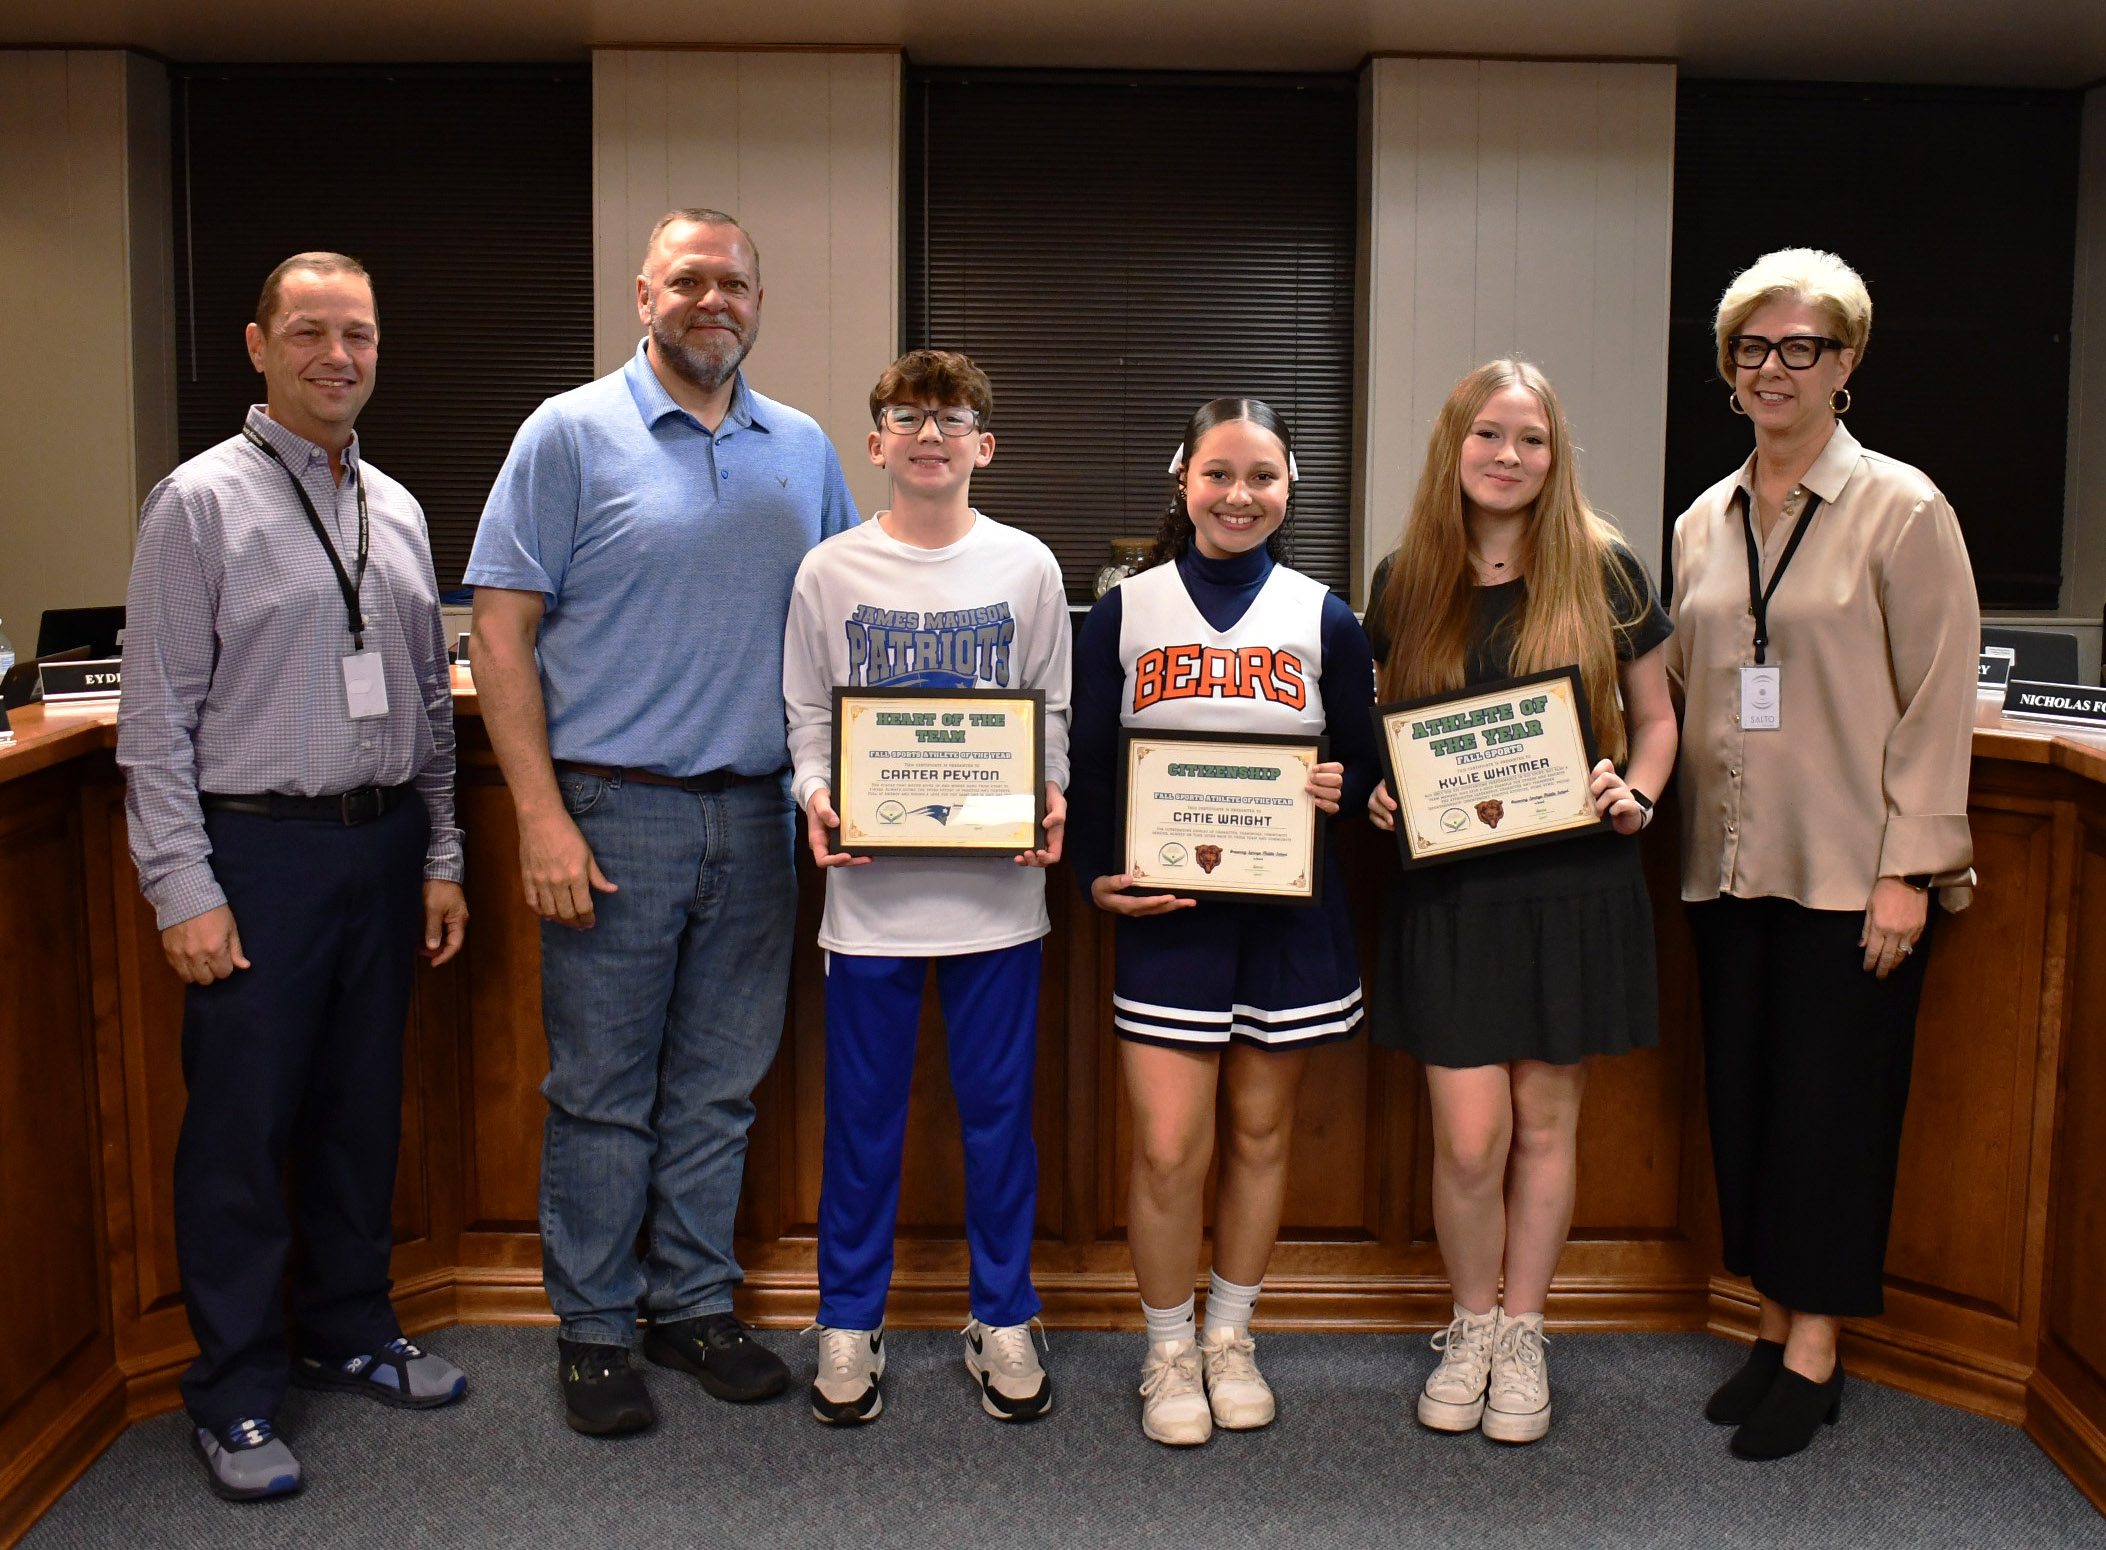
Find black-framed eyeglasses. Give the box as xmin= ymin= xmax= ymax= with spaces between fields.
xmin=877 ymin=405 xmax=983 ymax=436
xmin=1727 ymin=334 xmax=1845 ymax=370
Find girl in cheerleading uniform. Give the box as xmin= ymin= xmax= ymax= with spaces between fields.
xmin=1365 ymin=359 xmax=1677 ymax=1444
xmin=1070 ymin=397 xmax=1379 ymax=1446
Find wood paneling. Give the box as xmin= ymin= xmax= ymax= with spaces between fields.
xmin=591 ymin=48 xmax=901 ymax=521
xmin=1357 ymin=58 xmax=1675 ymax=590
xmin=3 ymin=710 xmax=2104 ymax=1540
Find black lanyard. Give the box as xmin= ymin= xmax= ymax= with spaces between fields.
xmin=243 ymin=423 xmax=369 ymax=651
xmin=1736 ymin=485 xmax=1822 ymax=666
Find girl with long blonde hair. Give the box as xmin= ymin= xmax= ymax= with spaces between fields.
xmin=1365 ymin=359 xmax=1678 ymax=1444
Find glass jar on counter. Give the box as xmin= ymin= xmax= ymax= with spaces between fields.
xmin=1093 ymin=538 xmax=1154 ymax=599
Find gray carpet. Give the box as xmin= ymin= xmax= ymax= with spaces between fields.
xmin=23 ymin=1328 xmax=2106 ymax=1549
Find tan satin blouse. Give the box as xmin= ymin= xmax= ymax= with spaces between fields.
xmin=1667 ymin=421 xmax=1978 ymax=911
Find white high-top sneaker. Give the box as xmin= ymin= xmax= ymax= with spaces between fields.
xmin=1139 ymin=1340 xmax=1213 ymax=1445
xmin=809 ymin=1325 xmax=884 ymax=1425
xmin=1417 ymin=1303 xmax=1499 ymax=1432
xmin=1482 ymin=1308 xmax=1552 ymax=1443
xmin=963 ymin=1318 xmax=1053 ymax=1421
xmin=1199 ymin=1326 xmax=1276 ymax=1429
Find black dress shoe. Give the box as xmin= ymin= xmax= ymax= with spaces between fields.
xmin=559 ymin=1339 xmax=657 ymax=1436
xmin=1705 ymin=1338 xmax=1786 ymax=1425
xmin=1730 ymin=1362 xmax=1843 ymax=1460
xmin=644 ymin=1312 xmax=790 ymax=1403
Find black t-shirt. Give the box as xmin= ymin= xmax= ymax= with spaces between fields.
xmin=1365 ymin=538 xmax=1671 ymax=689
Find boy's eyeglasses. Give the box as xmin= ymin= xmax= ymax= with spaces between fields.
xmin=878 ymin=406 xmax=983 ymax=436
xmin=1726 ymin=334 xmax=1845 ymax=370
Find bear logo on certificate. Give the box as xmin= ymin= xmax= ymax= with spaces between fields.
xmin=1196 ymin=844 xmax=1224 ymax=874
xmin=1476 ymin=799 xmax=1505 ymax=829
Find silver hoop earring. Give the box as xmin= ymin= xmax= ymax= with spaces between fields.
xmin=1831 ymin=388 xmax=1852 ymax=415
xmin=1729 ymin=391 xmax=1749 ymax=417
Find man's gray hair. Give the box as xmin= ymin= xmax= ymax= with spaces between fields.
xmin=643 ymin=208 xmax=760 ymax=278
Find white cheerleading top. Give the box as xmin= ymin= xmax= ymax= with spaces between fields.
xmin=1115 ymin=559 xmax=1331 ymax=737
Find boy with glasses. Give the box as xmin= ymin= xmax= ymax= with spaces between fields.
xmin=782 ymin=350 xmax=1070 ymax=1425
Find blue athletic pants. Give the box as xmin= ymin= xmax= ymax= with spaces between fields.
xmin=817 ymin=941 xmax=1043 ymax=1329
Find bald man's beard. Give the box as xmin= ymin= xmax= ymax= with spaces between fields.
xmin=649 ymin=305 xmax=754 ymax=393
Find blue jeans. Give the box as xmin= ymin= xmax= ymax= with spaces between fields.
xmin=538 ymin=771 xmax=797 ymax=1346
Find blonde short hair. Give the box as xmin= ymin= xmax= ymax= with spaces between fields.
xmin=1713 ymin=248 xmax=1872 ymax=383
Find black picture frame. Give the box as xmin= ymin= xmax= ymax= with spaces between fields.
xmin=827 ymin=685 xmax=1047 ymax=858
xmin=1371 ymin=664 xmax=1610 ymax=870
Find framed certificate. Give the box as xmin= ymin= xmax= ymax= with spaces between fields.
xmin=1373 ymin=665 xmax=1609 ymax=868
xmin=1115 ymin=731 xmax=1327 ymax=906
xmin=829 ymin=687 xmax=1046 ymax=856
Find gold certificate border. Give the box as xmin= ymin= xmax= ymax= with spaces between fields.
xmin=1119 ymin=733 xmax=1324 ymax=902
xmin=831 ymin=688 xmax=1045 ymax=855
xmin=1376 ymin=667 xmax=1605 ymax=866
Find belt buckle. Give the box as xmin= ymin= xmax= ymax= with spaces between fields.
xmin=339 ymin=788 xmax=377 ymax=825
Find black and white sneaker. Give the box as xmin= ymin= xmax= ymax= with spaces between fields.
xmin=810 ymin=1325 xmax=884 ymax=1424
xmin=963 ymin=1318 xmax=1053 ymax=1422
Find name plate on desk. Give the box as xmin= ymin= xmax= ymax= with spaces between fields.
xmin=0 ymin=699 xmax=12 ymax=745
xmin=1978 ymin=647 xmax=2016 ymax=691
xmin=38 ymin=658 xmax=122 ymax=703
xmin=1374 ymin=665 xmax=1608 ymax=868
xmin=1117 ymin=731 xmax=1326 ymax=905
xmin=829 ymin=687 xmax=1045 ymax=856
xmin=2003 ymin=679 xmax=2106 ymax=731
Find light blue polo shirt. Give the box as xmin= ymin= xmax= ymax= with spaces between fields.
xmin=466 ymin=343 xmax=859 ymax=776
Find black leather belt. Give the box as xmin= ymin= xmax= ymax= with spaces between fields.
xmin=555 ymin=760 xmax=783 ymax=794
xmin=200 ymin=785 xmax=410 ymax=825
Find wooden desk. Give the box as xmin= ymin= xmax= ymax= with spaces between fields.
xmin=2 ymin=685 xmax=2102 ymax=1537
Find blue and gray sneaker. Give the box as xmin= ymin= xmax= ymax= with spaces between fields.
xmin=293 ymin=1336 xmax=468 ymax=1409
xmin=192 ymin=1417 xmax=301 ymax=1501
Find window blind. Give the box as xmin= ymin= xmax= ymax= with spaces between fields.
xmin=1666 ymin=79 xmax=2079 ymax=611
xmin=172 ymin=65 xmax=593 ymax=589
xmin=905 ymin=71 xmax=1359 ymax=603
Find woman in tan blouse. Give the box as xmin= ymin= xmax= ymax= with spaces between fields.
xmin=1667 ymin=248 xmax=1977 ymax=1461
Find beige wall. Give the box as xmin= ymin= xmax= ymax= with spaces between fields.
xmin=0 ymin=50 xmax=175 ymax=660
xmin=591 ymin=48 xmax=901 ymax=521
xmin=1356 ymin=57 xmax=1676 ymax=595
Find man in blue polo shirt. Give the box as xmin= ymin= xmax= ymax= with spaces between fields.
xmin=467 ymin=208 xmax=856 ymax=1435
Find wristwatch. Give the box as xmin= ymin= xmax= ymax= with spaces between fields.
xmin=1628 ymin=788 xmax=1654 ymax=827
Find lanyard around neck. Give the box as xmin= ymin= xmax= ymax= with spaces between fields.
xmin=243 ymin=423 xmax=369 ymax=651
xmin=1736 ymin=485 xmax=1822 ymax=666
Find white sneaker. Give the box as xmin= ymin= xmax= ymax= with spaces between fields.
xmin=1139 ymin=1340 xmax=1213 ymax=1445
xmin=1482 ymin=1309 xmax=1552 ymax=1443
xmin=1199 ymin=1326 xmax=1276 ymax=1429
xmin=963 ymin=1318 xmax=1053 ymax=1421
xmin=1417 ymin=1303 xmax=1499 ymax=1432
xmin=809 ymin=1325 xmax=883 ymax=1425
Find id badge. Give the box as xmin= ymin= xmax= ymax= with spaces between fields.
xmin=1740 ymin=664 xmax=1781 ymax=730
xmin=343 ymin=650 xmax=390 ymax=720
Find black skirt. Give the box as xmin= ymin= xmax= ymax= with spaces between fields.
xmin=1371 ymin=827 xmax=1659 ymax=1068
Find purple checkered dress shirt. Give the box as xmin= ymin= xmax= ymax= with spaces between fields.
xmin=118 ymin=406 xmax=464 ymax=929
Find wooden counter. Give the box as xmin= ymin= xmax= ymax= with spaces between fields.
xmin=3 ymin=683 xmax=2103 ymax=1536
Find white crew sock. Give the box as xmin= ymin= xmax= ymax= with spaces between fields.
xmin=1142 ymin=1295 xmax=1196 ymax=1350
xmin=1203 ymin=1271 xmax=1262 ymax=1339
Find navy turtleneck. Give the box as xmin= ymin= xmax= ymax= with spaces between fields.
xmin=1176 ymin=541 xmax=1275 ymax=633
xmin=1067 ymin=541 xmax=1381 ymax=892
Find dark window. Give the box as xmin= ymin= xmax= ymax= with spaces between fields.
xmin=1666 ymin=80 xmax=2081 ymax=611
xmin=172 ymin=65 xmax=593 ymax=588
xmin=905 ymin=70 xmax=1359 ymax=603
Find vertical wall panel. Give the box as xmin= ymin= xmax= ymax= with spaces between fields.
xmin=1360 ymin=57 xmax=1675 ymax=591
xmin=592 ymin=49 xmax=900 ymax=521
xmin=0 ymin=51 xmax=171 ymax=658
